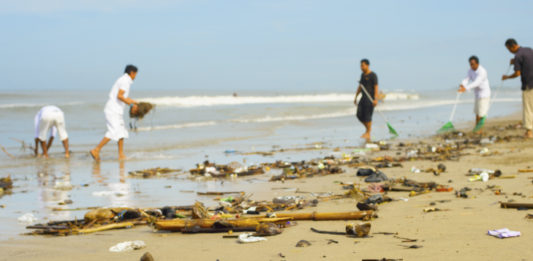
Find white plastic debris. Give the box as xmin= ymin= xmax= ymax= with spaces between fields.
xmin=18 ymin=213 xmax=37 ymax=224
xmin=480 ymin=172 xmax=489 ymax=182
xmin=238 ymin=233 xmax=267 ymax=243
xmin=410 ymin=166 xmax=421 ymax=173
xmin=109 ymin=240 xmax=146 ymax=252
xmin=365 ymin=143 xmax=379 ymax=150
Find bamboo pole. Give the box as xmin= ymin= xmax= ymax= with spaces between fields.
xmin=155 ymin=218 xmax=289 ymax=231
xmin=274 ymin=211 xmax=373 ymax=221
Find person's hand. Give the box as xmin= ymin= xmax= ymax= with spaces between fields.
xmin=131 ymin=104 xmax=139 ymax=115
xmin=458 ymin=85 xmax=466 ymax=93
xmin=372 ymin=100 xmax=378 ymax=107
xmin=353 ymin=99 xmax=357 ymax=106
xmin=502 ymin=75 xmax=508 ymax=81
xmin=510 ymin=58 xmax=515 ymax=65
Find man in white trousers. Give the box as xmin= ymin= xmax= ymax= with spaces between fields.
xmin=34 ymin=105 xmax=70 ymax=158
xmin=90 ymin=65 xmax=139 ymax=161
xmin=458 ymin=55 xmax=490 ymax=133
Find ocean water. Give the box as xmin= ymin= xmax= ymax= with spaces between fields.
xmin=0 ymin=87 xmax=523 ymax=239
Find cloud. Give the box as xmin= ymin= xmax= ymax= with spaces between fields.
xmin=0 ymin=0 xmax=182 ymax=14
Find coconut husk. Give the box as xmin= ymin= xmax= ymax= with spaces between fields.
xmin=130 ymin=102 xmax=154 ymax=119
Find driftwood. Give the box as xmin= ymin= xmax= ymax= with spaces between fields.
xmin=500 ymin=202 xmax=533 ymax=209
xmin=518 ymin=169 xmax=533 ymax=173
xmin=274 ymin=211 xmax=373 ymax=221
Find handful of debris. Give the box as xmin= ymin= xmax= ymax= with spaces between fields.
xmin=130 ymin=102 xmax=154 ymax=120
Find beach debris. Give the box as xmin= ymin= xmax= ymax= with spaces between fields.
xmin=422 ymin=207 xmax=448 ymax=213
xmin=357 ymin=168 xmax=375 ymax=176
xmin=140 ymin=252 xmax=154 ymax=261
xmin=0 ymin=176 xmax=13 ymax=196
xmin=255 ymin=222 xmax=282 ymax=236
xmin=346 ymin=222 xmax=371 ymax=237
xmin=401 ymin=244 xmax=423 ymax=249
xmin=364 ymin=171 xmax=388 ymax=183
xmin=130 ymin=102 xmax=154 ymax=120
xmin=18 ymin=213 xmax=37 ymax=224
xmin=109 ymin=240 xmax=146 ymax=252
xmin=487 ymin=228 xmax=521 ymax=239
xmin=500 ymin=202 xmax=533 ymax=209
xmin=295 ymin=239 xmax=312 ymax=247
xmin=238 ymin=233 xmax=267 ymax=243
xmin=129 ymin=167 xmax=181 ymax=178
xmin=469 ymin=172 xmax=490 ymax=182
xmin=525 ymin=214 xmax=533 ymax=220
xmin=518 ymin=169 xmax=533 ymax=173
xmin=456 ymin=187 xmax=471 ymax=198
xmin=190 ymin=160 xmax=264 ymax=178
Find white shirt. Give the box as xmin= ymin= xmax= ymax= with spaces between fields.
xmin=461 ymin=65 xmax=490 ymax=99
xmin=104 ymin=73 xmax=133 ymax=115
xmin=34 ymin=105 xmax=61 ymax=138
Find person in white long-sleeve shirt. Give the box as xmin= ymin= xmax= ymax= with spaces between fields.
xmin=458 ymin=55 xmax=490 ymax=132
xmin=90 ymin=65 xmax=139 ymax=161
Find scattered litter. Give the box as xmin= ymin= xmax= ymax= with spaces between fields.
xmin=129 ymin=167 xmax=181 ymax=178
xmin=140 ymin=252 xmax=154 ymax=261
xmin=109 ymin=240 xmax=146 ymax=252
xmin=238 ymin=233 xmax=267 ymax=243
xmin=295 ymin=239 xmax=312 ymax=247
xmin=487 ymin=228 xmax=520 ymax=239
xmin=18 ymin=213 xmax=37 ymax=224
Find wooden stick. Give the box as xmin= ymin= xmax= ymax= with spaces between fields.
xmin=518 ymin=169 xmax=533 ymax=173
xmin=77 ymin=222 xmax=134 ymax=234
xmin=500 ymin=202 xmax=533 ymax=209
xmin=0 ymin=144 xmax=15 ymax=159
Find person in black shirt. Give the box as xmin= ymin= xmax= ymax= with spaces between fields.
xmin=502 ymin=38 xmax=533 ymax=138
xmin=354 ymin=59 xmax=379 ymax=141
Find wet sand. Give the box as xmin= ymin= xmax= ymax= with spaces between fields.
xmin=1 ymin=115 xmax=533 ymax=261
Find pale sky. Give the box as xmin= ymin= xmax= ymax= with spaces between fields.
xmin=1 ymin=0 xmax=532 ymax=93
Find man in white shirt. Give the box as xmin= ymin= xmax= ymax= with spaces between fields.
xmin=34 ymin=105 xmax=69 ymax=158
xmin=458 ymin=56 xmax=490 ymax=133
xmin=90 ymin=65 xmax=139 ymax=161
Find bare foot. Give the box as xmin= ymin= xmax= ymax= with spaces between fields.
xmin=65 ymin=153 xmax=70 ymax=159
xmin=89 ymin=149 xmax=100 ymax=161
xmin=526 ymin=130 xmax=533 ymax=139
xmin=118 ymin=154 xmax=126 ymax=161
xmin=361 ymin=133 xmax=371 ymax=142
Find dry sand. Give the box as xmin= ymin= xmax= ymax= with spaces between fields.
xmin=1 ymin=116 xmax=533 ymax=261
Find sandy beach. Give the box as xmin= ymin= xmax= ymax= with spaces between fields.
xmin=0 ymin=114 xmax=531 ymax=261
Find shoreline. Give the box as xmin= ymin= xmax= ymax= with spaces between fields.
xmin=1 ymin=112 xmax=533 ymax=260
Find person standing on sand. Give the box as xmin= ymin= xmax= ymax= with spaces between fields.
xmin=354 ymin=59 xmax=379 ymax=141
xmin=34 ymin=105 xmax=70 ymax=158
xmin=502 ymin=38 xmax=533 ymax=138
xmin=458 ymin=55 xmax=490 ymax=133
xmin=90 ymin=65 xmax=139 ymax=161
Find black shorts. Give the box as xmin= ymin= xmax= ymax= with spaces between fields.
xmin=357 ymin=101 xmax=374 ymax=123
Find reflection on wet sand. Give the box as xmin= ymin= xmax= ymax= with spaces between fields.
xmin=36 ymin=160 xmax=72 ymax=220
xmin=90 ymin=161 xmax=131 ymax=207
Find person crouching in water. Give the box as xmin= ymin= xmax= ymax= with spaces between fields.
xmin=458 ymin=55 xmax=490 ymax=133
xmin=90 ymin=65 xmax=139 ymax=161
xmin=34 ymin=105 xmax=69 ymax=158
xmin=354 ymin=59 xmax=379 ymax=142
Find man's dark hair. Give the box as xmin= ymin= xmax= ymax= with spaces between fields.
xmin=505 ymin=38 xmax=518 ymax=47
xmin=361 ymin=59 xmax=370 ymax=66
xmin=125 ymin=65 xmax=138 ymax=74
xmin=469 ymin=55 xmax=479 ymax=64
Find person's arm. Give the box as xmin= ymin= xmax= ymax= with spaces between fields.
xmin=464 ymin=69 xmax=487 ymax=91
xmin=354 ymin=84 xmax=361 ymax=105
xmin=117 ymin=89 xmax=137 ymax=105
xmin=34 ymin=138 xmax=39 ymax=156
xmin=373 ymin=84 xmax=379 ymax=107
xmin=503 ymin=56 xmax=522 ymax=80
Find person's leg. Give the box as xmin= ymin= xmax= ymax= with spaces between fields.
xmin=362 ymin=121 xmax=372 ymax=141
xmin=523 ymin=89 xmax=533 ymax=138
xmin=90 ymin=137 xmax=110 ymax=161
xmin=117 ymin=138 xmax=125 ymax=160
xmin=34 ymin=138 xmax=39 ymax=156
xmin=62 ymin=138 xmax=70 ymax=158
xmin=40 ymin=139 xmax=48 ymax=158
